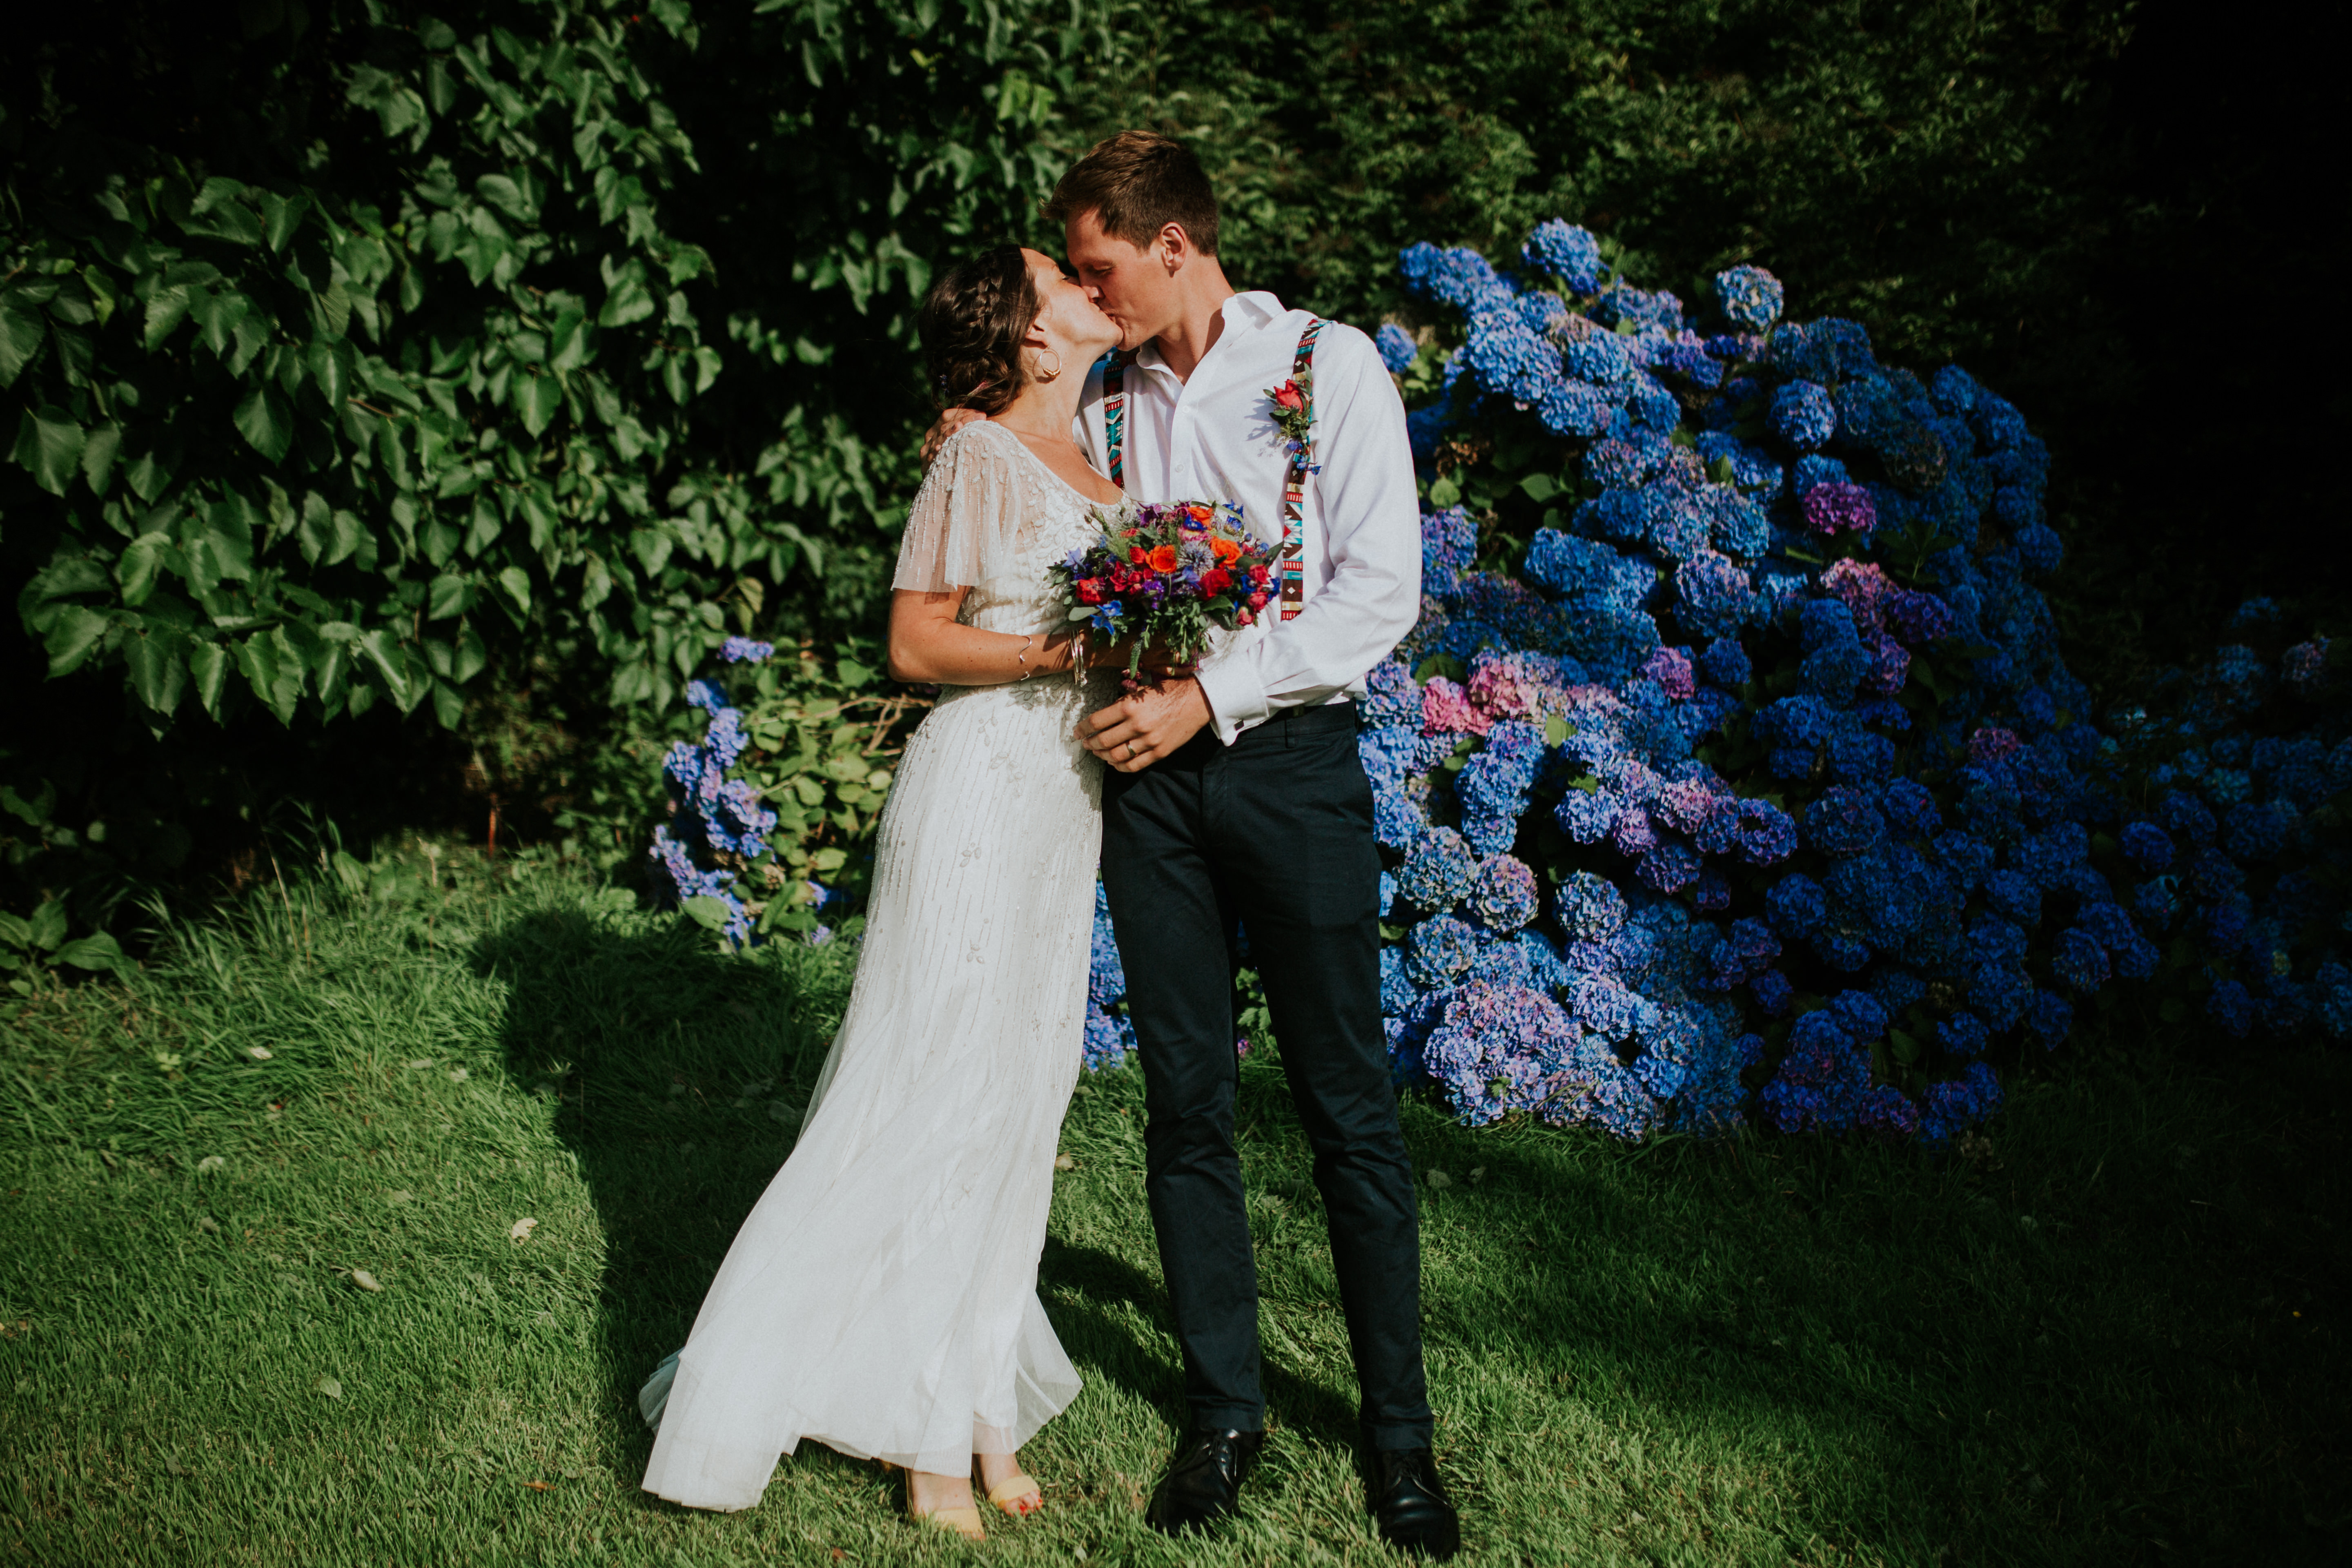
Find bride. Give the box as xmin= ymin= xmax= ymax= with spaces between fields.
xmin=639 ymin=245 xmax=1130 ymax=1539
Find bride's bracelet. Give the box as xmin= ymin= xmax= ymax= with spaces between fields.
xmin=1016 ymin=634 xmax=1033 ymax=681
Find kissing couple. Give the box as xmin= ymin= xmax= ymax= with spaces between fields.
xmin=637 ymin=130 xmax=1458 ymax=1558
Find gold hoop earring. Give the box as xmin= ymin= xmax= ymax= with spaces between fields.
xmin=1036 ymin=350 xmax=1062 ymax=382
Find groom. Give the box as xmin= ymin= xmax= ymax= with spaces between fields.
xmin=931 ymin=132 xmax=1455 ymax=1557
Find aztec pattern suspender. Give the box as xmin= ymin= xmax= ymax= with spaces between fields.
xmin=1102 ymin=350 xmax=1132 ymax=490
xmin=1100 ymin=317 xmax=1324 ymax=620
xmin=1276 ymin=316 xmax=1327 ymax=621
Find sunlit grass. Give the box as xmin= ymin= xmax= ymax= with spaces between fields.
xmin=2 ymin=843 xmax=2344 ymax=1565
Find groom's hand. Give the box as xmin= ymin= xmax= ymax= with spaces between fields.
xmin=920 ymin=407 xmax=987 ymax=466
xmin=1080 ymin=679 xmax=1213 ymax=773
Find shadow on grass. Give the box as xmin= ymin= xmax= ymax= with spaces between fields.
xmin=467 ymin=901 xmax=2352 ymax=1559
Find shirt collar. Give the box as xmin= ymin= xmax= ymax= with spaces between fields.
xmin=1130 ymin=291 xmax=1289 ymax=379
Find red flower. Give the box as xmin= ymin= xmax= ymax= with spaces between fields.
xmin=1147 ymin=544 xmax=1180 ymax=572
xmin=1129 ymin=546 xmax=1151 ymax=566
xmin=1247 ymin=591 xmax=1269 ymax=612
xmin=1271 ymin=379 xmax=1305 ymax=412
xmin=1201 ymin=567 xmax=1232 ymax=593
xmin=1076 ymin=578 xmax=1105 ymax=605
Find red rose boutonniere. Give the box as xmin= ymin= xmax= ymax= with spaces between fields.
xmin=1264 ymin=372 xmax=1314 ymax=449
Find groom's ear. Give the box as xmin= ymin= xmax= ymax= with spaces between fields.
xmin=1156 ymin=221 xmax=1195 ymax=271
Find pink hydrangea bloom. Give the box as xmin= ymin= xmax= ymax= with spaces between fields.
xmin=1421 ymin=676 xmax=1493 ymax=737
xmin=1822 ymin=557 xmax=1897 ymax=633
xmin=1640 ymin=645 xmax=1696 ymax=699
xmin=1969 ymin=726 xmax=2023 ymax=764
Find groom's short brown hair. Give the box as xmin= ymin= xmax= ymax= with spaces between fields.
xmin=1044 ymin=131 xmax=1220 ymax=257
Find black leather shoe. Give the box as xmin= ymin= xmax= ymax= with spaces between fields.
xmin=1145 ymin=1427 xmax=1263 ymax=1536
xmin=1371 ymin=1447 xmax=1460 ymax=1559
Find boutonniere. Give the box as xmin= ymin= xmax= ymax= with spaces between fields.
xmin=1264 ymin=372 xmax=1314 ymax=450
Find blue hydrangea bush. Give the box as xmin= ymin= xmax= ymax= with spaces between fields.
xmin=659 ymin=222 xmax=2350 ymax=1143
xmin=1305 ymin=225 xmax=2345 ymax=1142
xmin=647 ymin=639 xmax=915 ymax=945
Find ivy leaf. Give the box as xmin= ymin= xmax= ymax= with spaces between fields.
xmin=233 ymin=384 xmax=294 ymax=462
xmin=428 ymin=574 xmax=472 ymax=620
xmin=13 ymin=405 xmax=89 ymax=497
xmin=494 ymin=566 xmax=534 ymax=626
xmin=307 ymin=336 xmax=352 ymax=408
xmin=599 ymin=262 xmax=656 ymax=327
xmin=118 ymin=532 xmax=181 ymax=607
xmin=237 ymin=630 xmax=303 ymax=724
xmin=683 ymin=896 xmax=734 ymax=931
xmin=143 ymin=285 xmax=192 ymax=350
xmin=429 ymin=677 xmax=465 ymax=728
xmin=515 ymin=371 xmax=562 ymax=436
xmin=259 ymin=189 xmax=311 ymax=251
xmin=43 ymin=606 xmax=109 ymax=678
xmin=185 ymin=177 xmax=264 ymax=245
xmin=358 ymin=628 xmax=416 ymax=712
xmin=0 ymin=295 xmax=45 ymax=388
xmin=189 ymin=640 xmax=232 ymax=718
xmin=80 ymin=422 xmax=122 ymax=495
xmin=126 ymin=625 xmax=190 ymax=715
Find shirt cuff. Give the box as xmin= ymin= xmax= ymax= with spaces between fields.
xmin=1193 ymin=658 xmax=1269 ymax=746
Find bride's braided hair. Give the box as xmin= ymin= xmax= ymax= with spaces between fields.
xmin=919 ymin=245 xmax=1038 ymax=416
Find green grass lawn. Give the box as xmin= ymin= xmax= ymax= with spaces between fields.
xmin=2 ymin=842 xmax=2346 ymax=1566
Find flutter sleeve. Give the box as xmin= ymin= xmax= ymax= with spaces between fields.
xmin=891 ymin=423 xmax=1031 ymax=593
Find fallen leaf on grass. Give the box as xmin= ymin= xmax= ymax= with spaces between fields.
xmin=509 ymin=1217 xmax=538 ymax=1243
xmin=405 ymin=1059 xmax=434 ymax=1071
xmin=520 ymin=1480 xmax=551 ymax=1492
xmin=1426 ymin=1170 xmax=1454 ymax=1190
xmin=196 ymin=1216 xmax=218 ymax=1234
xmin=448 ymin=1067 xmax=469 ymax=1082
xmin=766 ymin=1100 xmax=800 ymax=1124
xmin=385 ymin=1190 xmax=412 ymax=1205
xmin=1054 ymin=1154 xmax=1076 ymax=1171
xmin=246 ymin=1046 xmax=273 ymax=1060
xmin=350 ymin=1270 xmax=383 ymax=1293
xmin=314 ymin=1375 xmax=342 ymax=1399
xmin=196 ymin=1156 xmax=226 ymax=1174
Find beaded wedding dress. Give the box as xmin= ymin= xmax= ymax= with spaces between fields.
xmin=640 ymin=422 xmax=1124 ymax=1511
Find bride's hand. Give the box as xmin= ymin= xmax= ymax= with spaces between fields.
xmin=921 ymin=407 xmax=987 ymax=466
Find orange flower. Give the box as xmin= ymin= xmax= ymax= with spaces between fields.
xmin=1209 ymin=537 xmax=1242 ymax=564
xmin=1147 ymin=544 xmax=1180 ymax=572
xmin=1185 ymin=503 xmax=1214 ymax=524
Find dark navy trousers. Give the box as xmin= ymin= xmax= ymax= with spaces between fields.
xmin=1100 ymin=702 xmax=1434 ymax=1450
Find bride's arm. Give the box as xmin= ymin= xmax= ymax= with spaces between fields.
xmin=886 ymin=589 xmax=1089 ymax=686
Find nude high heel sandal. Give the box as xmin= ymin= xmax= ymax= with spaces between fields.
xmin=977 ymin=1460 xmax=1043 ymax=1519
xmin=880 ymin=1459 xmax=987 ymax=1542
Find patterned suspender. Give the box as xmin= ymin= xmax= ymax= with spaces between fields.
xmin=1102 ymin=350 xmax=1133 ymax=490
xmin=1100 ymin=318 xmax=1324 ymax=622
xmin=1277 ymin=317 xmax=1327 ymax=620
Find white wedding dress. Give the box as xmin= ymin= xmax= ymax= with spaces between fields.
xmin=640 ymin=422 xmax=1123 ymax=1511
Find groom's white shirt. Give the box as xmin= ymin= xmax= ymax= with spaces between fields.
xmin=1073 ymin=290 xmax=1421 ymax=746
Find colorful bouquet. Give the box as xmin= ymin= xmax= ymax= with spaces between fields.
xmin=1050 ymin=500 xmax=1277 ymax=679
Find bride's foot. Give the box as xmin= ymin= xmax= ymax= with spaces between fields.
xmin=976 ymin=1449 xmax=1043 ymax=1518
xmin=904 ymin=1467 xmax=985 ymax=1541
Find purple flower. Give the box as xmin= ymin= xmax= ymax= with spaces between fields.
xmin=1800 ymin=482 xmax=1878 ymax=536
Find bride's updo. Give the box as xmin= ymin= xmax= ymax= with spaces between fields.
xmin=919 ymin=245 xmax=1039 ymax=416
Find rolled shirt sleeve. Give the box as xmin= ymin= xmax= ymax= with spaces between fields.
xmin=1192 ymin=325 xmax=1423 ymax=743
